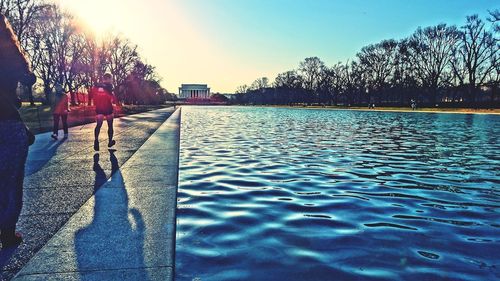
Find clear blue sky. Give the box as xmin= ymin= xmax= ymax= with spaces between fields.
xmin=64 ymin=0 xmax=499 ymax=93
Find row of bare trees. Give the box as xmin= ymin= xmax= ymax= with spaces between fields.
xmin=1 ymin=0 xmax=172 ymax=106
xmin=235 ymin=12 xmax=499 ymax=107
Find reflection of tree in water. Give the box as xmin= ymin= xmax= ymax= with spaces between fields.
xmin=75 ymin=151 xmax=148 ymax=280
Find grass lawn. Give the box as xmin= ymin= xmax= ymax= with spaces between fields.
xmin=20 ymin=103 xmax=171 ymax=134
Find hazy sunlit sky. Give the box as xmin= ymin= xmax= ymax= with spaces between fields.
xmin=58 ymin=0 xmax=498 ymax=93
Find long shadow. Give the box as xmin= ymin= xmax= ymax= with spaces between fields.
xmin=74 ymin=151 xmax=149 ymax=280
xmin=25 ymin=137 xmax=67 ymax=177
xmin=0 ymin=247 xmax=17 ymax=277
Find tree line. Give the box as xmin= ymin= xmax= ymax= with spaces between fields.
xmin=1 ymin=0 xmax=174 ymax=106
xmin=235 ymin=11 xmax=499 ymax=107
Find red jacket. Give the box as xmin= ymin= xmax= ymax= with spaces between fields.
xmin=92 ymin=83 xmax=115 ymax=115
xmin=53 ymin=93 xmax=69 ymax=115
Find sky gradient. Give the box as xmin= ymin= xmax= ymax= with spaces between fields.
xmin=61 ymin=0 xmax=498 ymax=93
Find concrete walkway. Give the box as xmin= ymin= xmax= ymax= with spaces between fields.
xmin=0 ymin=107 xmax=180 ymax=281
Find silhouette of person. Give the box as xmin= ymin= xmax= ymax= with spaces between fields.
xmin=91 ymin=73 xmax=117 ymax=151
xmin=411 ymin=99 xmax=417 ymax=110
xmin=51 ymin=84 xmax=70 ymax=140
xmin=0 ymin=14 xmax=35 ymax=248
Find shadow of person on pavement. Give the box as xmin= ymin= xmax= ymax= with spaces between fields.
xmin=24 ymin=137 xmax=67 ymax=177
xmin=74 ymin=151 xmax=149 ymax=280
xmin=92 ymin=153 xmax=107 ymax=192
xmin=0 ymin=246 xmax=17 ymax=273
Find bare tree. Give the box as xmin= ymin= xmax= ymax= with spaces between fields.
xmin=273 ymin=70 xmax=304 ymax=104
xmin=329 ymin=62 xmax=349 ymax=104
xmin=39 ymin=7 xmax=80 ymax=104
xmin=274 ymin=70 xmax=301 ymax=89
xmin=235 ymin=84 xmax=249 ymax=95
xmin=249 ymin=77 xmax=269 ymax=91
xmin=487 ymin=9 xmax=499 ymax=33
xmin=298 ymin=56 xmax=325 ymax=102
xmin=237 ymin=13 xmax=498 ymax=107
xmin=75 ymin=31 xmax=99 ymax=104
xmin=1 ymin=0 xmax=43 ymax=50
xmin=2 ymin=0 xmax=45 ymax=105
xmin=451 ymin=15 xmax=498 ymax=103
xmin=65 ymin=30 xmax=88 ymax=104
xmin=409 ymin=24 xmax=460 ymax=104
xmin=357 ymin=39 xmax=398 ymax=103
xmin=27 ymin=3 xmax=59 ymax=104
xmin=132 ymin=61 xmax=159 ymax=83
xmin=392 ymin=39 xmax=419 ymax=103
xmin=345 ymin=61 xmax=370 ymax=105
xmin=106 ymin=34 xmax=139 ymax=92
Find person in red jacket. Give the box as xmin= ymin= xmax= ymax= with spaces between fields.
xmin=51 ymin=84 xmax=69 ymax=140
xmin=92 ymin=73 xmax=116 ymax=151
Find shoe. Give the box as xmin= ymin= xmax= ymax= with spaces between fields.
xmin=108 ymin=140 xmax=116 ymax=148
xmin=0 ymin=232 xmax=23 ymax=248
xmin=94 ymin=140 xmax=99 ymax=151
xmin=51 ymin=133 xmax=57 ymax=140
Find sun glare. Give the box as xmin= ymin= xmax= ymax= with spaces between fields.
xmin=59 ymin=0 xmax=121 ymax=36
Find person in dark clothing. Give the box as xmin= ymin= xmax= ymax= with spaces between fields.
xmin=51 ymin=85 xmax=70 ymax=140
xmin=410 ymin=99 xmax=417 ymax=110
xmin=0 ymin=14 xmax=34 ymax=248
xmin=91 ymin=73 xmax=117 ymax=151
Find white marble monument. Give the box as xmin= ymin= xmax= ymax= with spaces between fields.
xmin=179 ymin=84 xmax=210 ymax=99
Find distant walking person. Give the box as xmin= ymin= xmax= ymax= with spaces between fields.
xmin=410 ymin=99 xmax=417 ymax=110
xmin=92 ymin=73 xmax=116 ymax=151
xmin=0 ymin=14 xmax=35 ymax=248
xmin=51 ymin=84 xmax=69 ymax=140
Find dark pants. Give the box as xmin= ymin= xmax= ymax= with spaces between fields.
xmin=0 ymin=120 xmax=28 ymax=234
xmin=53 ymin=113 xmax=68 ymax=135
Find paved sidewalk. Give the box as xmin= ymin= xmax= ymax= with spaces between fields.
xmin=0 ymin=107 xmax=178 ymax=280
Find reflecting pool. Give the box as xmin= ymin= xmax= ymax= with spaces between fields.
xmin=175 ymin=106 xmax=499 ymax=281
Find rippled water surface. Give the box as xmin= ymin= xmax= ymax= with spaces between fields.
xmin=175 ymin=106 xmax=500 ymax=281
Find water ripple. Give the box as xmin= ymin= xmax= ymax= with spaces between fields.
xmin=176 ymin=106 xmax=500 ymax=281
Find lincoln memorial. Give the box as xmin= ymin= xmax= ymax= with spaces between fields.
xmin=179 ymin=84 xmax=211 ymax=99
